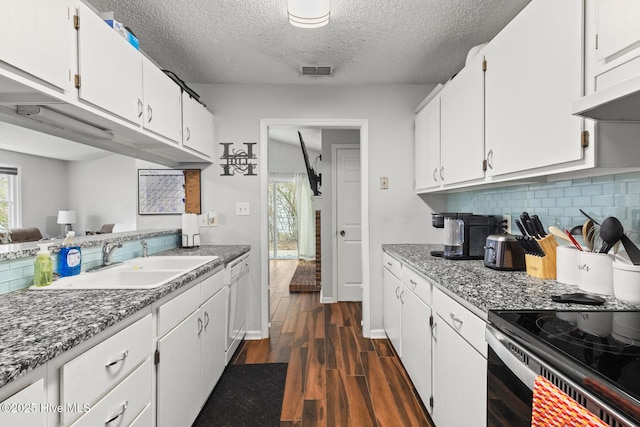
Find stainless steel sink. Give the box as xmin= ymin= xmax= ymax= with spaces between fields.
xmin=30 ymin=256 xmax=218 ymax=290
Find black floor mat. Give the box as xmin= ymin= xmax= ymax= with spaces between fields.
xmin=192 ymin=363 xmax=288 ymax=427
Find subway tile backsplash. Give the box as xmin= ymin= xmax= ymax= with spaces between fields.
xmin=447 ymin=171 xmax=640 ymax=243
xmin=0 ymin=234 xmax=179 ymax=294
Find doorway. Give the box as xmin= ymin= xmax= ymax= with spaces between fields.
xmin=260 ymin=119 xmax=371 ymax=339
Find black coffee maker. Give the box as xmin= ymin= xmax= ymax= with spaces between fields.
xmin=442 ymin=214 xmax=498 ymax=260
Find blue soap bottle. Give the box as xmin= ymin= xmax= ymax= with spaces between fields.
xmin=58 ymin=231 xmax=82 ymax=277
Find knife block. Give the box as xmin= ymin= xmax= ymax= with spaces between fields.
xmin=525 ymin=235 xmax=558 ymax=280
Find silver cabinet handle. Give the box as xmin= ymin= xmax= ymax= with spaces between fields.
xmin=105 ymin=401 xmax=128 ymax=424
xmin=204 ymin=311 xmax=210 ymax=330
xmin=339 ymin=230 xmax=346 ymax=236
xmin=399 ymin=290 xmax=405 ymax=304
xmin=186 ymin=127 xmax=191 ymax=141
xmin=197 ymin=317 xmax=203 ymax=336
xmin=440 ymin=166 xmax=445 ymax=181
xmin=137 ymin=99 xmax=143 ymax=118
xmin=433 ymin=168 xmax=438 ymax=182
xmin=431 ymin=321 xmax=437 ymax=342
xmin=450 ymin=312 xmax=463 ymax=326
xmin=105 ymin=350 xmax=129 ymax=368
xmin=394 ymin=286 xmax=400 ymax=298
xmin=386 ymin=261 xmax=393 ymax=267
xmin=487 ymin=149 xmax=494 ymax=170
xmin=147 ymin=105 xmax=153 ymax=123
xmin=409 ymin=279 xmax=417 ymax=289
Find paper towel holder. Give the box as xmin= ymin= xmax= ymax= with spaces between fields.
xmin=181 ymin=232 xmax=201 ymax=248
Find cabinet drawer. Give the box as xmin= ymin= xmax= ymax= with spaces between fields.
xmin=157 ymin=283 xmax=201 ymax=337
xmin=383 ymin=253 xmax=402 ymax=279
xmin=0 ymin=379 xmax=46 ymax=426
xmin=71 ymin=359 xmax=152 ymax=427
xmin=434 ymin=288 xmax=486 ymax=357
xmin=61 ymin=314 xmax=152 ymax=423
xmin=401 ymin=265 xmax=432 ymax=305
xmin=201 ymin=270 xmax=224 ymax=302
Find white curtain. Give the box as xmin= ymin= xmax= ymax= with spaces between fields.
xmin=295 ymin=173 xmax=315 ymax=260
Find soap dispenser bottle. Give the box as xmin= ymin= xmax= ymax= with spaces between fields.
xmin=33 ymin=244 xmax=53 ymax=287
xmin=58 ymin=231 xmax=82 ymax=277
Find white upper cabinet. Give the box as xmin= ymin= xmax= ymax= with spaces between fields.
xmin=77 ymin=2 xmax=143 ymax=124
xmin=142 ymin=56 xmax=182 ymax=143
xmin=415 ymin=93 xmax=441 ymax=192
xmin=440 ymin=51 xmax=485 ymax=186
xmin=594 ymin=1 xmax=640 ymax=65
xmin=484 ymin=0 xmax=584 ymax=177
xmin=182 ymin=93 xmax=214 ymax=159
xmin=0 ymin=0 xmax=71 ymax=91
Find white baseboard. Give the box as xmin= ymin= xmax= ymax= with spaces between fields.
xmin=244 ymin=330 xmax=265 ymax=340
xmin=320 ymin=295 xmax=336 ymax=304
xmin=368 ymin=329 xmax=387 ymax=339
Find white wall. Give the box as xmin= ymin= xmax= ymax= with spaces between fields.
xmin=268 ymin=140 xmax=320 ymax=175
xmin=0 ymin=149 xmax=67 ymax=236
xmin=67 ymin=154 xmax=138 ymax=234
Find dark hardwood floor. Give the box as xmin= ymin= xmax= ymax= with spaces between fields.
xmin=231 ymin=260 xmax=435 ymax=427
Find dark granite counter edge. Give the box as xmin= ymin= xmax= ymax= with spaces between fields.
xmin=0 ymin=245 xmax=250 ymax=388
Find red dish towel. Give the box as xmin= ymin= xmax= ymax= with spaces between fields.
xmin=531 ymin=376 xmax=608 ymax=427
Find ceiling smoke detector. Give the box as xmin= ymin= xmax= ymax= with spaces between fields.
xmin=301 ymin=66 xmax=332 ymax=77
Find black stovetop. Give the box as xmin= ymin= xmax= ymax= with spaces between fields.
xmin=489 ymin=310 xmax=640 ymax=422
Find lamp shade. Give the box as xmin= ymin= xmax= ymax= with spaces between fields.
xmin=57 ymin=210 xmax=77 ymax=225
xmin=287 ymin=0 xmax=330 ymax=28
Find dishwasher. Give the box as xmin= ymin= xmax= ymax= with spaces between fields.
xmin=224 ymin=253 xmax=250 ymax=363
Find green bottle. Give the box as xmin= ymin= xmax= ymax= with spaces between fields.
xmin=33 ymin=243 xmax=53 ymax=287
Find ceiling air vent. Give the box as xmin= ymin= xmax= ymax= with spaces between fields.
xmin=301 ymin=66 xmax=332 ymax=76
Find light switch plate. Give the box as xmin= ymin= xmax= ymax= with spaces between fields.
xmin=380 ymin=177 xmax=389 ymax=189
xmin=236 ymin=202 xmax=250 ymax=216
xmin=207 ymin=211 xmax=218 ymax=226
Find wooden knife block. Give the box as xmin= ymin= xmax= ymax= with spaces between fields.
xmin=525 ymin=235 xmax=558 ymax=280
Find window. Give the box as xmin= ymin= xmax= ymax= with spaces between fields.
xmin=0 ymin=166 xmax=19 ymax=229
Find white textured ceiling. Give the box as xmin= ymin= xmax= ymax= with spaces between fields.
xmin=85 ymin=0 xmax=531 ymax=85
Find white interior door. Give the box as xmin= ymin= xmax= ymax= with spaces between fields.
xmin=336 ymin=146 xmax=362 ymax=301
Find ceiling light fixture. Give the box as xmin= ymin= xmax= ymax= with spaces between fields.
xmin=287 ymin=0 xmax=330 ymax=28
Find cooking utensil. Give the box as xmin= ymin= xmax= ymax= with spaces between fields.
xmin=620 ymin=234 xmax=640 ymax=265
xmin=565 ymin=229 xmax=583 ymax=251
xmin=599 ymin=217 xmax=624 ymax=254
xmin=570 ymin=225 xmax=583 ymax=235
xmin=548 ymin=226 xmax=571 ymax=242
xmin=582 ymin=220 xmax=594 ymax=252
xmin=579 ymin=209 xmax=600 ymax=225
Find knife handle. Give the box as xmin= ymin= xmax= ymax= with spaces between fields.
xmin=532 ymin=215 xmax=547 ymax=237
xmin=515 ymin=219 xmax=528 ymax=236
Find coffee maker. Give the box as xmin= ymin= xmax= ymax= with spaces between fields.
xmin=442 ymin=214 xmax=498 ymax=260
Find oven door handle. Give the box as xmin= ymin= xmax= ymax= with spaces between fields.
xmin=486 ymin=325 xmax=537 ymax=391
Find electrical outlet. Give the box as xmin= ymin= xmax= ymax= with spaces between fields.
xmin=207 ymin=211 xmax=218 ymax=226
xmin=499 ymin=215 xmax=512 ymax=234
xmin=236 ymin=202 xmax=250 ymax=216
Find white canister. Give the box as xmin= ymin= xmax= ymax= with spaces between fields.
xmin=556 ymin=245 xmax=579 ymax=285
xmin=612 ymin=261 xmax=640 ymax=304
xmin=578 ymin=251 xmax=614 ymax=295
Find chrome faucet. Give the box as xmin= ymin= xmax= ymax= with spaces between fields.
xmin=103 ymin=242 xmax=123 ymax=266
xmin=141 ymin=240 xmax=148 ymax=257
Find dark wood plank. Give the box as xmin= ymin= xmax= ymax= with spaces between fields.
xmin=304 ymin=338 xmax=326 ymax=400
xmin=281 ymin=346 xmax=308 ymax=421
xmin=372 ymin=337 xmax=396 ymax=358
xmin=270 ymin=332 xmax=294 ymax=364
xmin=301 ymin=399 xmax=327 ymax=427
xmin=380 ymin=357 xmax=433 ymax=427
xmin=326 ymin=369 xmax=350 ymax=427
xmin=360 ymin=351 xmax=404 ymax=426
xmin=344 ymin=374 xmax=377 ymax=427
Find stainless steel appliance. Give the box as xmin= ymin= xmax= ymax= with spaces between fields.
xmin=443 ymin=214 xmax=498 ymax=260
xmin=483 ymin=234 xmax=526 ymax=271
xmin=487 ymin=310 xmax=640 ymax=427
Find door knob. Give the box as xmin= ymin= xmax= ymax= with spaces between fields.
xmin=339 ymin=230 xmax=345 ymax=236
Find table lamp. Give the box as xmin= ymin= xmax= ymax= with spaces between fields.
xmin=57 ymin=210 xmax=76 ymax=235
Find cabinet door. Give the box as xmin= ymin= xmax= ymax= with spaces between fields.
xmin=182 ymin=93 xmax=214 ymax=158
xmin=201 ymin=289 xmax=226 ymax=401
xmin=157 ymin=310 xmax=202 ymax=427
xmin=432 ymin=316 xmax=487 ymax=427
xmin=415 ymin=96 xmax=441 ymax=192
xmin=1 ymin=0 xmax=71 ymax=90
xmin=383 ymin=267 xmax=403 ymax=357
xmin=440 ymin=52 xmax=485 ymax=186
xmin=0 ymin=379 xmax=46 ymax=427
xmin=595 ymin=0 xmax=640 ymax=64
xmin=77 ymin=3 xmax=143 ymax=124
xmin=401 ymin=288 xmax=432 ymax=412
xmin=485 ymin=0 xmax=584 ymax=176
xmin=142 ymin=56 xmax=182 ymax=142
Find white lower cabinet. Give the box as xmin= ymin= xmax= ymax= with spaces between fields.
xmin=156 ymin=270 xmax=226 ymax=427
xmin=383 ymin=253 xmax=403 ymax=356
xmin=432 ymin=288 xmax=487 ymax=427
xmin=0 ymin=379 xmax=46 ymax=427
xmin=400 ymin=276 xmax=432 ymax=411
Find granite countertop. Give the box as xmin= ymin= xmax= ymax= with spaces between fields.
xmin=0 ymin=245 xmax=250 ymax=388
xmin=383 ymin=244 xmax=640 ymax=319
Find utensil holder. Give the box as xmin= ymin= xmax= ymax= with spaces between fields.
xmin=525 ymin=235 xmax=558 ymax=279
